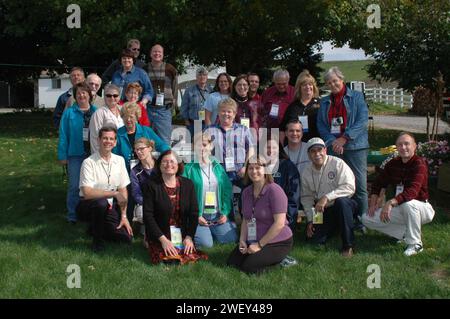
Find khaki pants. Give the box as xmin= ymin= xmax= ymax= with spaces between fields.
xmin=362 ymin=200 xmax=435 ymax=246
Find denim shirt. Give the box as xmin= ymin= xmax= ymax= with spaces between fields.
xmin=317 ymin=87 xmax=369 ymax=150
xmin=180 ymin=84 xmax=212 ymax=120
xmin=111 ymin=66 xmax=154 ymax=103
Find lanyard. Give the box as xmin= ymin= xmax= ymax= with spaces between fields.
xmin=197 ymin=86 xmax=207 ymax=103
xmin=287 ymin=146 xmax=302 ymax=166
xmin=200 ymin=163 xmax=212 ymax=191
xmin=251 ymin=184 xmax=266 ymax=221
xmin=101 ymin=160 xmax=112 ymax=185
xmin=311 ymin=158 xmax=330 ymax=199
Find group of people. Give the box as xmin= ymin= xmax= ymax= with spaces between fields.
xmin=54 ymin=38 xmax=435 ymax=274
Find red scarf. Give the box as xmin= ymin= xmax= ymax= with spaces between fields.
xmin=328 ymin=85 xmax=347 ymax=135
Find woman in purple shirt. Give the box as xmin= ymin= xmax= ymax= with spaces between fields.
xmin=227 ymin=155 xmax=293 ymax=274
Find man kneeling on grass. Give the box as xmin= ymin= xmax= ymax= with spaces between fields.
xmin=301 ymin=138 xmax=358 ymax=257
xmin=363 ymin=132 xmax=435 ymax=257
xmin=77 ymin=126 xmax=133 ymax=253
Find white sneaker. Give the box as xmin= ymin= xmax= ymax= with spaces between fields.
xmin=404 ymin=244 xmax=423 ymax=256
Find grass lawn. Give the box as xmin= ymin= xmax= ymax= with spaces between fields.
xmin=0 ymin=111 xmax=449 ymax=298
xmin=319 ymin=60 xmax=372 ymax=83
xmin=368 ymin=102 xmax=409 ymax=115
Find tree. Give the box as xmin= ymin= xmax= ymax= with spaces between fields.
xmin=1 ymin=0 xmax=336 ymax=87
xmin=329 ymin=0 xmax=449 ymax=139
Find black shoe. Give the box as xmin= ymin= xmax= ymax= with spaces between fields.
xmin=92 ymin=241 xmax=105 ymax=253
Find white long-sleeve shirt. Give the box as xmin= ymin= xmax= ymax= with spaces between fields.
xmin=89 ymin=107 xmax=124 ymax=154
xmin=301 ymin=155 xmax=355 ymax=222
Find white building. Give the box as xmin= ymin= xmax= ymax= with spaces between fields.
xmin=35 ymin=73 xmax=71 ymax=108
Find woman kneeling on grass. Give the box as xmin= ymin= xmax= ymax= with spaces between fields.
xmin=227 ymin=155 xmax=293 ymax=274
xmin=142 ymin=150 xmax=207 ymax=265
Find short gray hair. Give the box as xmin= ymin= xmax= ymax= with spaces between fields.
xmin=324 ymin=66 xmax=345 ymax=83
xmin=104 ymin=83 xmax=120 ymax=94
xmin=86 ymin=73 xmax=102 ymax=85
xmin=273 ymin=69 xmax=290 ymax=81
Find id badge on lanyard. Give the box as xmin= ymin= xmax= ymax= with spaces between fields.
xmin=331 ymin=117 xmax=343 ymax=135
xmin=269 ymin=104 xmax=279 ymax=117
xmin=198 ymin=109 xmax=205 ymax=121
xmin=240 ymin=117 xmax=250 ymax=128
xmin=395 ymin=184 xmax=404 ymax=196
xmin=247 ymin=218 xmax=257 ymax=242
xmin=170 ymin=226 xmax=183 ymax=249
xmin=298 ymin=115 xmax=309 ymax=133
xmin=83 ymin=127 xmax=89 ymax=142
xmin=156 ymin=93 xmax=165 ymax=106
xmin=225 ymin=156 xmax=235 ymax=172
xmin=204 ymin=191 xmax=216 ymax=214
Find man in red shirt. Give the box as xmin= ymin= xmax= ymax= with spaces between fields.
xmin=261 ymin=69 xmax=295 ymax=130
xmin=363 ymin=132 xmax=435 ymax=256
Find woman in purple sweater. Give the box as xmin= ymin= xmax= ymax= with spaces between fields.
xmin=227 ymin=155 xmax=293 ymax=274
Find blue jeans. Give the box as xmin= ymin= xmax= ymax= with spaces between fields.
xmin=194 ymin=213 xmax=238 ymax=248
xmin=148 ymin=106 xmax=172 ymax=145
xmin=330 ymin=148 xmax=368 ymax=217
xmin=67 ymin=155 xmax=86 ymax=222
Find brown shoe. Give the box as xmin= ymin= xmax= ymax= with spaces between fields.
xmin=341 ymin=247 xmax=354 ymax=258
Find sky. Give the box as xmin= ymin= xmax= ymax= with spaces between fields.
xmin=318 ymin=41 xmax=370 ymax=61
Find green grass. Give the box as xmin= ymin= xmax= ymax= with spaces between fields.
xmin=1 ymin=111 xmax=449 ymax=298
xmin=319 ymin=60 xmax=372 ymax=83
xmin=368 ymin=102 xmax=409 ymax=115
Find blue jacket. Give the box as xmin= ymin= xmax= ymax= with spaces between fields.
xmin=317 ymin=87 xmax=369 ymax=150
xmin=273 ymin=158 xmax=301 ymax=227
xmin=57 ymin=103 xmax=97 ymax=160
xmin=180 ymin=84 xmax=212 ymax=120
xmin=130 ymin=162 xmax=154 ymax=205
xmin=113 ymin=123 xmax=170 ymax=169
xmin=111 ymin=66 xmax=154 ymax=103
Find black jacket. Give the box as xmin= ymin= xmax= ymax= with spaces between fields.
xmin=142 ymin=175 xmax=199 ymax=243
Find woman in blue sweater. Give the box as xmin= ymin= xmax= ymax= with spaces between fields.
xmin=57 ymin=82 xmax=97 ymax=223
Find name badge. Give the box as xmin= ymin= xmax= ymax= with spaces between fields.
xmin=105 ymin=185 xmax=117 ymax=209
xmin=130 ymin=159 xmax=139 ymax=170
xmin=298 ymin=115 xmax=309 ymax=132
xmin=198 ymin=109 xmax=205 ymax=121
xmin=240 ymin=117 xmax=250 ymax=128
xmin=156 ymin=93 xmax=165 ymax=106
xmin=247 ymin=219 xmax=257 ymax=242
xmin=395 ymin=184 xmax=404 ymax=196
xmin=170 ymin=226 xmax=183 ymax=249
xmin=83 ymin=127 xmax=89 ymax=141
xmin=331 ymin=117 xmax=343 ymax=135
xmin=312 ymin=207 xmax=323 ymax=224
xmin=269 ymin=104 xmax=279 ymax=117
xmin=204 ymin=191 xmax=216 ymax=214
xmin=225 ymin=156 xmax=235 ymax=172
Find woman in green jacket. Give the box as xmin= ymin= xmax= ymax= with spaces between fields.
xmin=182 ymin=132 xmax=238 ymax=248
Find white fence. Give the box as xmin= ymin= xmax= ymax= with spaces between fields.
xmin=365 ymin=87 xmax=413 ymax=109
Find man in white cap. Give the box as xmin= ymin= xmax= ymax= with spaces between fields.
xmin=301 ymin=137 xmax=358 ymax=257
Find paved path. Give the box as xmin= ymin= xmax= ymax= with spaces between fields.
xmin=372 ymin=115 xmax=449 ymax=134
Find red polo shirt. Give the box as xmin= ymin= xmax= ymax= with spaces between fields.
xmin=261 ymin=85 xmax=295 ymax=129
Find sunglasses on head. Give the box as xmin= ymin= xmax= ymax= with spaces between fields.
xmin=106 ymin=94 xmax=119 ymax=98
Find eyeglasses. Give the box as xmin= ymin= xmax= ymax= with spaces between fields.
xmin=161 ymin=160 xmax=177 ymax=165
xmin=135 ymin=147 xmax=149 ymax=152
xmin=131 ymin=48 xmax=140 ymax=52
xmin=89 ymin=82 xmax=100 ymax=87
xmin=106 ymin=94 xmax=119 ymax=98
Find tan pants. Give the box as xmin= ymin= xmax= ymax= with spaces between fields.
xmin=362 ymin=200 xmax=435 ymax=246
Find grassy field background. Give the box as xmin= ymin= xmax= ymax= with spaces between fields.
xmin=319 ymin=60 xmax=372 ymax=83
xmin=0 ymin=111 xmax=449 ymax=298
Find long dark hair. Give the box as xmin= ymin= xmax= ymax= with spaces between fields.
xmin=213 ymin=72 xmax=232 ymax=93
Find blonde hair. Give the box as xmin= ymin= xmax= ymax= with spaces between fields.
xmin=294 ymin=70 xmax=319 ymax=101
xmin=134 ymin=137 xmax=155 ymax=150
xmin=121 ymin=102 xmax=142 ymax=119
xmin=218 ymin=97 xmax=237 ymax=113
